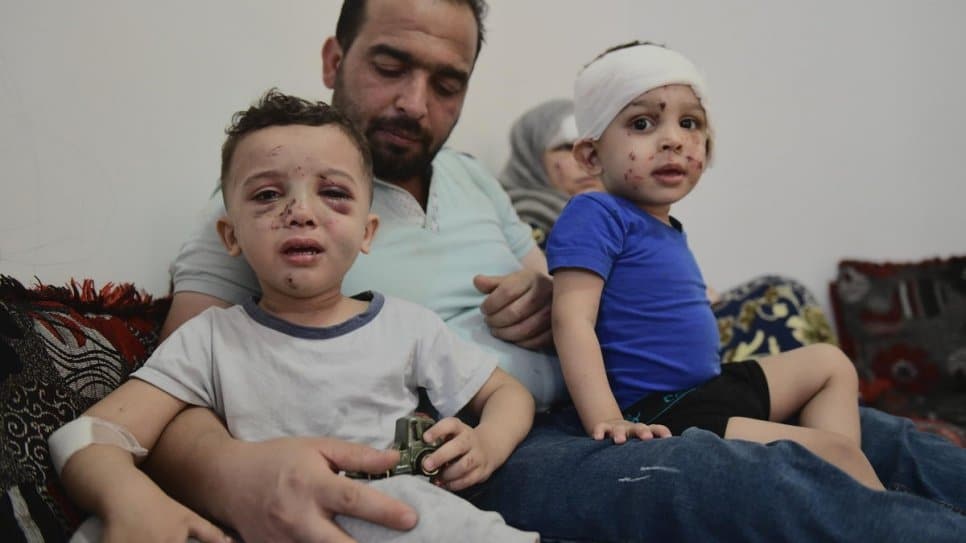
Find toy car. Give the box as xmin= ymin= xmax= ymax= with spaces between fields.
xmin=345 ymin=414 xmax=442 ymax=479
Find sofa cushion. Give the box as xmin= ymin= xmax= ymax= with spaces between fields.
xmin=829 ymin=256 xmax=966 ymax=427
xmin=715 ymin=274 xmax=837 ymax=363
xmin=0 ymin=276 xmax=169 ymax=541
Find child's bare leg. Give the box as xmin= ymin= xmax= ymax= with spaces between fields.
xmin=756 ymin=344 xmax=861 ymax=446
xmin=726 ymin=417 xmax=885 ymax=491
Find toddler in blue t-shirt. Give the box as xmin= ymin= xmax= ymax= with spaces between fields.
xmin=547 ymin=41 xmax=885 ymax=491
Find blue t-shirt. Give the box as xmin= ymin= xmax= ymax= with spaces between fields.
xmin=546 ymin=192 xmax=720 ymax=409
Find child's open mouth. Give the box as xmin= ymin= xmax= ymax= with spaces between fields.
xmin=651 ymin=165 xmax=687 ymax=183
xmin=280 ymin=239 xmax=323 ymax=263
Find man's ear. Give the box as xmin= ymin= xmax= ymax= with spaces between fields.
xmin=216 ymin=216 xmax=243 ymax=257
xmin=359 ymin=213 xmax=380 ymax=255
xmin=321 ymin=37 xmax=343 ymax=90
xmin=573 ymin=139 xmax=604 ymax=176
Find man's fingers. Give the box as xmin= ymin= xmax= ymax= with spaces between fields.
xmin=472 ymin=274 xmax=501 ymax=296
xmin=323 ymin=476 xmax=418 ymax=532
xmin=315 ymin=438 xmax=400 ymax=474
xmin=188 ymin=516 xmax=231 ymax=543
xmin=487 ymin=303 xmax=550 ymax=342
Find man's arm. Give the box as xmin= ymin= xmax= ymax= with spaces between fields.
xmin=473 ymin=246 xmax=553 ymax=350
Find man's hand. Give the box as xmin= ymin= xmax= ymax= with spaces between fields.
xmin=473 ymin=269 xmax=553 ymax=350
xmin=221 ymin=437 xmax=418 ymax=543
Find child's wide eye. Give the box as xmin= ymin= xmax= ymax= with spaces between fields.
xmin=680 ymin=118 xmax=701 ymax=130
xmin=631 ymin=118 xmax=653 ymax=131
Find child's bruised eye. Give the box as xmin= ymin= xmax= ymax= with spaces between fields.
xmin=320 ymin=187 xmax=351 ymax=200
xmin=253 ymin=189 xmax=281 ymax=202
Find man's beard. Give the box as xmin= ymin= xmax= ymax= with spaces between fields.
xmin=332 ymin=78 xmax=440 ymax=182
xmin=364 ymin=115 xmax=436 ymax=181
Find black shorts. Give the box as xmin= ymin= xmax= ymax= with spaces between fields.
xmin=621 ymin=360 xmax=771 ymax=437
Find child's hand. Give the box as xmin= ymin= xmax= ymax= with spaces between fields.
xmin=420 ymin=417 xmax=500 ymax=492
xmin=592 ymin=419 xmax=672 ymax=444
xmin=100 ymin=473 xmax=229 ymax=543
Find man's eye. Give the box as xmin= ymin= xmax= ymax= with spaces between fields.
xmin=374 ymin=64 xmax=404 ymax=78
xmin=631 ymin=118 xmax=653 ymax=131
xmin=681 ymin=118 xmax=702 ymax=130
xmin=434 ymin=79 xmax=462 ymax=97
xmin=253 ymin=190 xmax=280 ymax=202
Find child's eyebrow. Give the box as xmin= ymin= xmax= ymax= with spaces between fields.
xmin=240 ymin=167 xmax=358 ymax=189
xmin=621 ymin=97 xmax=705 ymax=114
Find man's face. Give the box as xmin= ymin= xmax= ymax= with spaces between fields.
xmin=323 ymin=0 xmax=478 ymax=182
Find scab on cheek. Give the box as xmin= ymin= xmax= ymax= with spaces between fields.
xmin=271 ymin=199 xmax=296 ymax=229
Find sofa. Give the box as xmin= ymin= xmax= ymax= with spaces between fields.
xmin=2 ymin=272 xmax=962 ymax=541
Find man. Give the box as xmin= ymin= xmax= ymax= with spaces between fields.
xmin=149 ymin=1 xmax=966 ymax=541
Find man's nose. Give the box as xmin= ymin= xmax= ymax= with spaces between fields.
xmin=394 ymin=74 xmax=429 ymax=119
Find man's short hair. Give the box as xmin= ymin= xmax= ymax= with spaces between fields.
xmin=220 ymin=89 xmax=373 ymax=193
xmin=335 ymin=0 xmax=488 ymax=60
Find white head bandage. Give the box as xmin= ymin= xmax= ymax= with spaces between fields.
xmin=574 ymin=43 xmax=713 ymax=159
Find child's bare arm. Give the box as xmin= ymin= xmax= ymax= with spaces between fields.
xmin=421 ymin=368 xmax=535 ymax=491
xmin=552 ymin=269 xmax=670 ymax=442
xmin=53 ymin=380 xmax=227 ymax=542
xmin=552 ymin=269 xmax=623 ymax=431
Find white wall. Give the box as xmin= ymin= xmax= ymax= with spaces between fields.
xmin=2 ymin=1 xmax=964 ymax=322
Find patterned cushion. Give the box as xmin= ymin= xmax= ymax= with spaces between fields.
xmin=714 ymin=274 xmax=837 ymax=363
xmin=829 ymin=257 xmax=966 ymax=428
xmin=0 ymin=276 xmax=169 ymax=542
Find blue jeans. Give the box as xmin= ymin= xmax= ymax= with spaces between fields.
xmin=464 ymin=407 xmax=965 ymax=542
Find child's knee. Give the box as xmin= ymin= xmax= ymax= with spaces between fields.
xmin=808 ymin=344 xmax=858 ymax=385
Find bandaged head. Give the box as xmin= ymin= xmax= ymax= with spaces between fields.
xmin=574 ymin=42 xmax=713 ymax=164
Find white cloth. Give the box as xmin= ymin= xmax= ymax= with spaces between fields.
xmin=574 ymin=43 xmax=713 ymax=158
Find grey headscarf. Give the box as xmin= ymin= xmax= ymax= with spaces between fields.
xmin=499 ymin=98 xmax=575 ymax=244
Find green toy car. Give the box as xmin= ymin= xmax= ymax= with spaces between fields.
xmin=345 ymin=414 xmax=442 ymax=479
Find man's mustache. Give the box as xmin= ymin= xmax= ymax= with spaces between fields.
xmin=367 ymin=115 xmax=431 ymax=146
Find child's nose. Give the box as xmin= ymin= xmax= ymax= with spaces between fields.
xmin=285 ymin=199 xmax=317 ymax=228
xmin=659 ymin=128 xmax=685 ymax=153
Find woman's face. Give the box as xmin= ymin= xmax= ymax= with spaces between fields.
xmin=542 ymin=144 xmax=605 ymax=196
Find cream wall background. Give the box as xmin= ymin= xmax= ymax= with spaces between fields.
xmin=1 ymin=1 xmax=963 ymax=321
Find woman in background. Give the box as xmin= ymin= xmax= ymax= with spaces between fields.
xmin=500 ymin=98 xmax=604 ymax=247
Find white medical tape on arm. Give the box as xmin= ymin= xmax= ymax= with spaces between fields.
xmin=48 ymin=416 xmax=148 ymax=475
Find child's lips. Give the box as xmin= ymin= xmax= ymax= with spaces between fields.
xmin=280 ymin=238 xmax=324 ymax=265
xmin=651 ymin=164 xmax=687 ymax=183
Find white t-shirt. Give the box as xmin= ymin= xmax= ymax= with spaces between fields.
xmin=133 ymin=292 xmax=497 ymax=448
